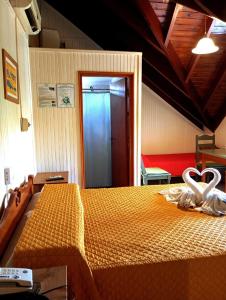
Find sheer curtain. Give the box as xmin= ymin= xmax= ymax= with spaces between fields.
xmin=83 ymin=92 xmax=112 ymax=188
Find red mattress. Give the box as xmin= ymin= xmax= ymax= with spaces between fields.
xmin=142 ymin=153 xmax=196 ymax=177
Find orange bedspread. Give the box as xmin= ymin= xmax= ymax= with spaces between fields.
xmin=12 ymin=184 xmax=99 ymax=299
xmin=81 ymin=184 xmax=226 ymax=300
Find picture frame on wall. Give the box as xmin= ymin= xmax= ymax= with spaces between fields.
xmin=2 ymin=49 xmax=19 ymax=104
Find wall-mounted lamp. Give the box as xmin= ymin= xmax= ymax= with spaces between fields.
xmin=192 ymin=16 xmax=219 ymax=55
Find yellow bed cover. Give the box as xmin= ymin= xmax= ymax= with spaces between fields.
xmin=81 ymin=184 xmax=226 ymax=300
xmin=13 ymin=183 xmax=226 ymax=300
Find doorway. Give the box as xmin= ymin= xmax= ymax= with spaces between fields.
xmin=79 ymin=72 xmax=134 ymax=188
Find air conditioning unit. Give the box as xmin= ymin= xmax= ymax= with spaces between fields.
xmin=10 ymin=0 xmax=41 ymax=35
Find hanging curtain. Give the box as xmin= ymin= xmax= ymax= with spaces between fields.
xmin=83 ymin=92 xmax=112 ymax=188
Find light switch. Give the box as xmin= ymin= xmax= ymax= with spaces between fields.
xmin=4 ymin=168 xmax=10 ymax=185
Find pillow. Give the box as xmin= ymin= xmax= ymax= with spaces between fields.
xmin=0 ymin=192 xmax=41 ymax=266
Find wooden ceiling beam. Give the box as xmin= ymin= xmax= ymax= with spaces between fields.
xmin=185 ymin=17 xmax=215 ymax=83
xmin=193 ymin=1 xmax=226 ymax=22
xmin=166 ymin=41 xmax=211 ymax=128
xmin=165 ymin=3 xmax=182 ymax=47
xmin=143 ymin=62 xmax=203 ymax=120
xmin=173 ymin=1 xmax=226 ymax=22
xmin=143 ymin=73 xmax=204 ymax=129
xmin=143 ymin=56 xmax=189 ymax=98
xmin=95 ymin=0 xmax=192 ymax=98
xmin=135 ymin=0 xmax=189 ymax=88
xmin=98 ymin=0 xmax=166 ymax=56
xmin=203 ymin=53 xmax=226 ymax=111
xmin=135 ymin=0 xmax=209 ymax=126
xmin=135 ymin=0 xmax=165 ymax=50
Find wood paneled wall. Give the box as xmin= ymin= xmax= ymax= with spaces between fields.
xmin=141 ymin=84 xmax=203 ymax=154
xmin=0 ymin=1 xmax=35 ymax=201
xmin=30 ymin=48 xmax=142 ymax=185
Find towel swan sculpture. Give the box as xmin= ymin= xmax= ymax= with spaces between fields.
xmin=201 ymin=168 xmax=226 ymax=216
xmin=160 ymin=167 xmax=204 ymax=208
xmin=182 ymin=167 xmax=203 ymax=205
xmin=160 ymin=167 xmax=226 ymax=216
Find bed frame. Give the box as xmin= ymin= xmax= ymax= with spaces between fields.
xmin=0 ymin=175 xmax=33 ymax=258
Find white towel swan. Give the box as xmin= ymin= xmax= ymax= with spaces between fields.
xmin=201 ymin=168 xmax=226 ymax=216
xmin=182 ymin=167 xmax=203 ymax=205
xmin=160 ymin=167 xmax=204 ymax=208
xmin=160 ymin=167 xmax=226 ymax=216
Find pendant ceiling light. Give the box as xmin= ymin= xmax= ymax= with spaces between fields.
xmin=192 ymin=16 xmax=219 ymax=55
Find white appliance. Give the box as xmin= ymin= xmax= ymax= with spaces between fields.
xmin=10 ymin=0 xmax=41 ymax=35
xmin=0 ymin=268 xmax=33 ymax=294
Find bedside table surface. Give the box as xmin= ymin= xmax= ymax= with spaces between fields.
xmin=33 ymin=265 xmax=67 ymax=300
xmin=34 ymin=171 xmax=69 ymax=184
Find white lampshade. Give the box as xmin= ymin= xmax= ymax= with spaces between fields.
xmin=192 ymin=37 xmax=219 ymax=54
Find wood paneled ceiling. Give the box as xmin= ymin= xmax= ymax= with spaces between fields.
xmin=45 ymin=0 xmax=226 ymax=131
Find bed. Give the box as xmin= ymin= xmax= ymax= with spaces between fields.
xmin=1 ymin=177 xmax=226 ymax=300
xmin=142 ymin=153 xmax=196 ymax=177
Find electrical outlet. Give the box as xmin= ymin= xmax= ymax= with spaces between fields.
xmin=4 ymin=168 xmax=10 ymax=185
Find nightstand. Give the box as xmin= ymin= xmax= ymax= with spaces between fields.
xmin=33 ymin=171 xmax=69 ymax=193
xmin=33 ymin=265 xmax=67 ymax=300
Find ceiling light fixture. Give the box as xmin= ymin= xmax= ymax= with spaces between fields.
xmin=192 ymin=16 xmax=219 ymax=55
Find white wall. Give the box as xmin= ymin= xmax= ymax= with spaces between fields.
xmin=215 ymin=117 xmax=226 ymax=147
xmin=0 ymin=1 xmax=35 ymax=201
xmin=30 ymin=48 xmax=142 ymax=186
xmin=141 ymin=84 xmax=203 ymax=154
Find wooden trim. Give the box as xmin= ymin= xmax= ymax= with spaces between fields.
xmin=136 ymin=0 xmax=165 ymax=49
xmin=165 ymin=4 xmax=182 ymax=47
xmin=0 ymin=175 xmax=33 ymax=257
xmin=78 ymin=71 xmax=134 ymax=188
xmin=129 ymin=75 xmax=134 ymax=186
xmin=78 ymin=72 xmax=86 ymax=188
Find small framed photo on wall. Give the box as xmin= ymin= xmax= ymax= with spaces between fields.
xmin=2 ymin=49 xmax=19 ymax=104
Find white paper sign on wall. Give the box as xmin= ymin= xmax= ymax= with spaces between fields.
xmin=38 ymin=83 xmax=57 ymax=107
xmin=57 ymin=84 xmax=75 ymax=108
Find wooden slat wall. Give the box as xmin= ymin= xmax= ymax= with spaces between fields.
xmin=0 ymin=1 xmax=35 ymax=201
xmin=30 ymin=48 xmax=142 ymax=185
xmin=141 ymin=84 xmax=202 ymax=154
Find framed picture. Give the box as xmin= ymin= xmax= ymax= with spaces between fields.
xmin=2 ymin=49 xmax=19 ymax=104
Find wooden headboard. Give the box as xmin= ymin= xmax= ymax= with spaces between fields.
xmin=0 ymin=175 xmax=33 ymax=258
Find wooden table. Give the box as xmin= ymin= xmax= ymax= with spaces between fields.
xmin=33 ymin=171 xmax=69 ymax=193
xmin=199 ymin=149 xmax=226 ymax=186
xmin=33 ymin=265 xmax=67 ymax=300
